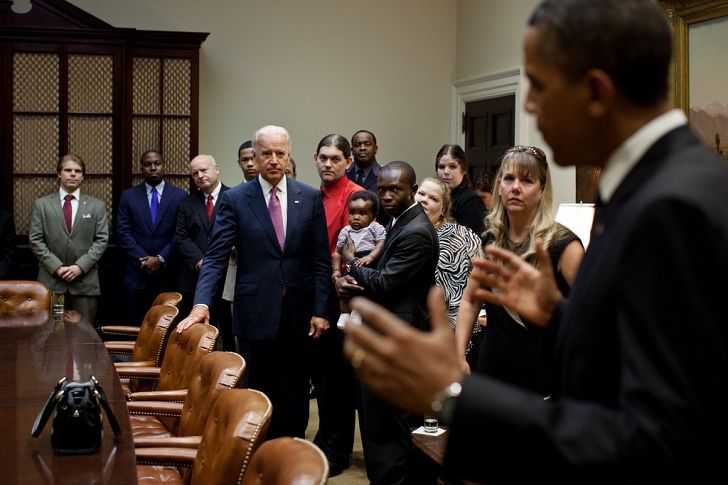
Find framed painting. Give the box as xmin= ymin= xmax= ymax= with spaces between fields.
xmin=663 ymin=0 xmax=728 ymax=159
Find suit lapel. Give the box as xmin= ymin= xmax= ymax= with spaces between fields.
xmin=154 ymin=183 xmax=175 ymax=230
xmin=209 ymin=184 xmax=229 ymax=231
xmin=137 ymin=184 xmax=154 ymax=230
xmin=49 ymin=194 xmax=69 ymax=235
xmin=70 ymin=194 xmax=87 ymax=236
xmin=284 ymin=179 xmax=302 ymax=254
xmin=381 ymin=203 xmax=421 ymax=254
xmin=246 ymin=179 xmax=282 ymax=252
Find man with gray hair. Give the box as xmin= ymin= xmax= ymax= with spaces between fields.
xmin=177 ymin=126 xmax=331 ymax=439
xmin=175 ymin=154 xmax=233 ymax=350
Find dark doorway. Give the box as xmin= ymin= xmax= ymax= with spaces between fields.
xmin=463 ymin=95 xmax=515 ymax=187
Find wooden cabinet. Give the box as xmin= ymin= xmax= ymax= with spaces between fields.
xmin=0 ymin=0 xmax=208 ymax=235
xmin=0 ymin=0 xmax=207 ymax=323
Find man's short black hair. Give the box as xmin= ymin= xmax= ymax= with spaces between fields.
xmin=351 ymin=130 xmax=378 ymax=145
xmin=381 ymin=161 xmax=416 ymax=188
xmin=238 ymin=140 xmax=252 ymax=157
xmin=349 ymin=190 xmax=379 ymax=215
xmin=529 ymin=0 xmax=671 ymax=107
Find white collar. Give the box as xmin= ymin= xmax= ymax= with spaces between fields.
xmin=598 ymin=109 xmax=687 ymax=203
xmin=258 ymin=174 xmax=287 ymax=195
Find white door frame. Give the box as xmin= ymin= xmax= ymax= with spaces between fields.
xmin=450 ymin=67 xmax=526 ymax=146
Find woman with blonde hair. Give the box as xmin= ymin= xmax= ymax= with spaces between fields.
xmin=455 ymin=145 xmax=584 ymax=396
xmin=414 ymin=176 xmax=481 ymax=330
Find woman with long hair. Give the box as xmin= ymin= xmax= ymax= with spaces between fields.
xmin=455 ymin=145 xmax=584 ymax=396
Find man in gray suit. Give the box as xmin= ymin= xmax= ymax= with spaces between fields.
xmin=29 ymin=154 xmax=109 ymax=323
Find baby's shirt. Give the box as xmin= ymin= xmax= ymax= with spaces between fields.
xmin=336 ymin=221 xmax=387 ymax=254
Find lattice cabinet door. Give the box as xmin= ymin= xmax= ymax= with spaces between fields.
xmin=131 ymin=56 xmax=193 ymax=192
xmin=11 ymin=50 xmax=116 ymax=234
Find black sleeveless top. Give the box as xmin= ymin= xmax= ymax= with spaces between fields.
xmin=476 ymin=225 xmax=580 ymax=395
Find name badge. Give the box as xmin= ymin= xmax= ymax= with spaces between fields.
xmin=82 ymin=214 xmax=92 ymax=219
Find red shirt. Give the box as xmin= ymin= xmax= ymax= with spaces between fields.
xmin=320 ymin=176 xmax=365 ymax=254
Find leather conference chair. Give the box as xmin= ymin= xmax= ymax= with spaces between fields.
xmin=117 ymin=323 xmax=218 ymax=413
xmin=135 ymin=389 xmax=272 ymax=485
xmin=99 ymin=291 xmax=183 ymax=341
xmin=0 ymin=280 xmax=52 ymax=326
xmin=106 ymin=304 xmax=179 ymax=366
xmin=242 ymin=437 xmax=329 ymax=485
xmin=128 ymin=351 xmax=246 ymax=443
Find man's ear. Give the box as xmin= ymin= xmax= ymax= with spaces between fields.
xmin=411 ymin=184 xmax=418 ymax=200
xmin=583 ymin=68 xmax=616 ymax=118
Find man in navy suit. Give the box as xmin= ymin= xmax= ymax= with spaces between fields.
xmin=117 ymin=150 xmax=187 ymax=322
xmin=342 ymin=1 xmax=728 ymax=484
xmin=177 ymin=125 xmax=331 ymax=439
xmin=175 ymin=154 xmax=233 ymax=350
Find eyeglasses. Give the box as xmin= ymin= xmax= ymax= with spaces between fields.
xmin=511 ymin=145 xmax=548 ymax=165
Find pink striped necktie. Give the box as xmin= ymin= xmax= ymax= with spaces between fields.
xmin=268 ymin=186 xmax=285 ymax=250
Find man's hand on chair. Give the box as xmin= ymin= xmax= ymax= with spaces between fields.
xmin=176 ymin=304 xmax=209 ymax=332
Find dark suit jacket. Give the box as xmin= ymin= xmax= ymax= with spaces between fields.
xmin=349 ymin=203 xmax=438 ymax=331
xmin=445 ymin=125 xmax=728 ymax=484
xmin=346 ymin=162 xmax=381 ymax=193
xmin=116 ymin=182 xmax=187 ymax=290
xmin=175 ymin=184 xmax=229 ymax=294
xmin=193 ymin=177 xmax=331 ymax=340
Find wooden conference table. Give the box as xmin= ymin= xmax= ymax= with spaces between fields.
xmin=0 ymin=311 xmax=137 ymax=484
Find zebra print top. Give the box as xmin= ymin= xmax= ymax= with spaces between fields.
xmin=434 ymin=222 xmax=482 ymax=329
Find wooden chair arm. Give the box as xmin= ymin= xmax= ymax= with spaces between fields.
xmin=134 ymin=435 xmax=202 ymax=449
xmin=135 ymin=447 xmax=197 ymax=467
xmin=129 ymin=389 xmax=188 ymax=402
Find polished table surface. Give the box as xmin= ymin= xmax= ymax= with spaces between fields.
xmin=0 ymin=312 xmax=137 ymax=484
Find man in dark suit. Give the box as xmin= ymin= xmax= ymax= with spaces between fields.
xmin=116 ymin=150 xmax=187 ymax=322
xmin=177 ymin=125 xmax=331 ymax=439
xmin=175 ymin=154 xmax=233 ymax=351
xmin=347 ymin=130 xmax=390 ymax=227
xmin=341 ymin=1 xmax=728 ymax=484
xmin=336 ymin=161 xmax=438 ymax=485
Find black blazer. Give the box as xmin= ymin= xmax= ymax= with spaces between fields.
xmin=349 ymin=204 xmax=438 ymax=331
xmin=445 ymin=125 xmax=728 ymax=484
xmin=175 ymin=184 xmax=229 ymax=294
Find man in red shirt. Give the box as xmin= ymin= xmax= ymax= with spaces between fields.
xmin=312 ymin=133 xmax=364 ymax=476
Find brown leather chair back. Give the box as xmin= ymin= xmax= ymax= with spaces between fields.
xmin=151 ymin=291 xmax=183 ymax=308
xmin=132 ymin=305 xmax=179 ymax=366
xmin=242 ymin=437 xmax=329 ymax=485
xmin=0 ymin=280 xmax=52 ymax=326
xmin=158 ymin=323 xmax=218 ymax=392
xmin=190 ymin=389 xmax=272 ymax=485
xmin=178 ymin=351 xmax=246 ymax=437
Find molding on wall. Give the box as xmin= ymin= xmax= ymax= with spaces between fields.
xmin=450 ymin=67 xmax=523 ymax=146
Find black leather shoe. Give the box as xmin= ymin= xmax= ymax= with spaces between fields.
xmin=328 ymin=463 xmax=349 ymax=478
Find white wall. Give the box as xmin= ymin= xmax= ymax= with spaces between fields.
xmin=68 ymin=0 xmax=457 ymax=188
xmin=456 ymin=0 xmax=576 ymax=206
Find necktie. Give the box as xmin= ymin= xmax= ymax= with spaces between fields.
xmin=356 ymin=168 xmax=365 ymax=186
xmin=206 ymin=194 xmax=214 ymax=221
xmin=150 ymin=187 xmax=159 ymax=225
xmin=268 ymin=186 xmax=285 ymax=250
xmin=63 ymin=194 xmax=74 ymax=232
